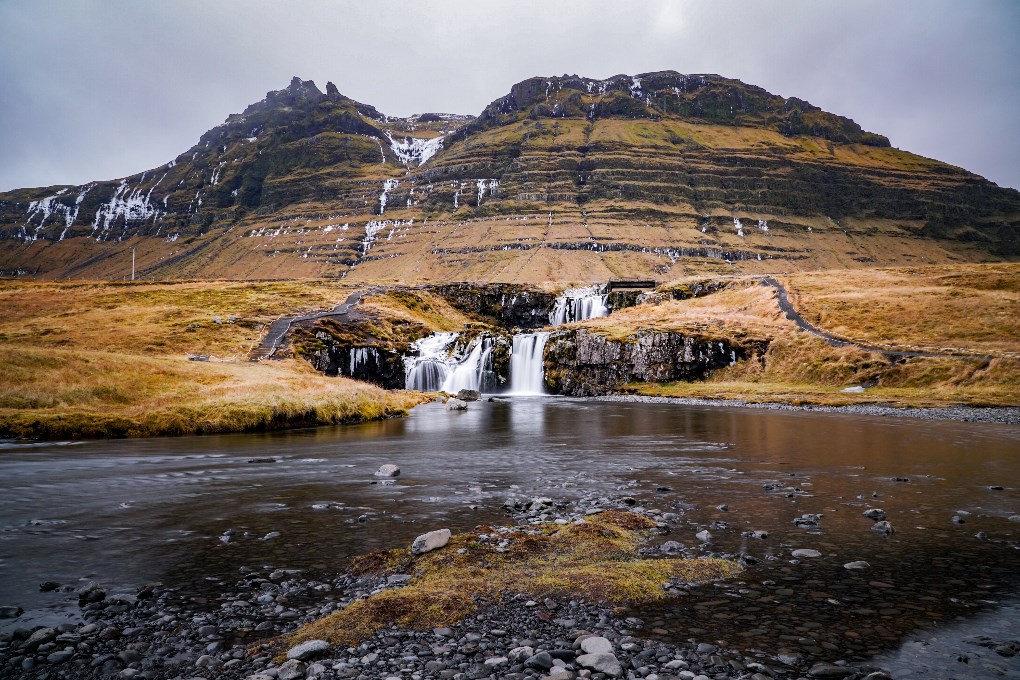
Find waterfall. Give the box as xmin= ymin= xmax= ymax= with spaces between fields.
xmin=404 ymin=332 xmax=458 ymax=391
xmin=509 ymin=332 xmax=550 ymax=395
xmin=549 ymin=285 xmax=609 ymax=325
xmin=443 ymin=336 xmax=497 ymax=393
xmin=404 ymin=332 xmax=499 ymax=393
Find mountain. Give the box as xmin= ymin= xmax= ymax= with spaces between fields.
xmin=1 ymin=71 xmax=1017 ymax=282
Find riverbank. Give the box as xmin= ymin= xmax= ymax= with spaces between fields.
xmin=598 ymin=394 xmax=1020 ymax=425
xmin=0 ymin=496 xmax=897 ymax=680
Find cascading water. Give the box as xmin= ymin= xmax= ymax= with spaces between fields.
xmin=508 ymin=332 xmax=550 ymax=395
xmin=549 ymin=285 xmax=609 ymax=325
xmin=404 ymin=332 xmax=458 ymax=391
xmin=404 ymin=333 xmax=499 ymax=393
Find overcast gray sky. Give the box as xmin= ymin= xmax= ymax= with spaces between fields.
xmin=1 ymin=0 xmax=1017 ymax=192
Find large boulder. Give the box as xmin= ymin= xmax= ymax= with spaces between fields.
xmin=374 ymin=464 xmax=400 ymax=477
xmin=456 ymin=388 xmax=481 ymax=401
xmin=445 ymin=397 xmax=468 ymax=410
xmin=411 ymin=528 xmax=451 ymax=555
xmin=576 ymin=652 xmax=623 ymax=677
xmin=287 ymin=639 xmax=328 ymax=661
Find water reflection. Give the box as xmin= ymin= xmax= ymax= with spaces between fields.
xmin=0 ymin=399 xmax=1017 ymax=669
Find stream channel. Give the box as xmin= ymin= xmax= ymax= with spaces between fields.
xmin=1 ymin=398 xmax=1018 ymax=677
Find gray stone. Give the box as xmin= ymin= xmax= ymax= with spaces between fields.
xmin=374 ymin=464 xmax=400 ymax=478
xmin=526 ymin=651 xmax=554 ymax=670
xmin=579 ymin=636 xmax=613 ymax=654
xmin=25 ymin=627 xmax=56 ymax=649
xmin=808 ymin=662 xmax=854 ymax=677
xmin=412 ymin=528 xmax=451 ymax=555
xmin=278 ymin=659 xmax=307 ymax=680
xmin=287 ymin=639 xmax=329 ymax=661
xmin=862 ymin=508 xmax=886 ymax=521
xmin=445 ymin=397 xmax=468 ymax=410
xmin=841 ymin=386 xmax=865 ymax=393
xmin=844 ymin=560 xmax=871 ymax=570
xmin=508 ymin=646 xmax=534 ymax=664
xmin=792 ymin=549 xmax=822 ymax=558
xmin=46 ymin=649 xmax=73 ymax=664
xmin=871 ymin=520 xmax=895 ymax=535
xmin=456 ymin=389 xmax=481 ymax=402
xmin=695 ymin=529 xmax=712 ymax=542
xmin=0 ymin=605 xmax=23 ymax=619
xmin=484 ymin=656 xmax=508 ymax=666
xmin=576 ymin=652 xmax=623 ymax=677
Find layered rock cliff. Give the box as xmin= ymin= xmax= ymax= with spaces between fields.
xmin=1 ymin=71 xmax=1016 ymax=282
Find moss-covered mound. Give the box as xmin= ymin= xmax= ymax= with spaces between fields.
xmin=286 ymin=510 xmax=741 ymax=648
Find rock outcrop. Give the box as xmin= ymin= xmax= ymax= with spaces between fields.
xmin=544 ymin=328 xmax=768 ymax=396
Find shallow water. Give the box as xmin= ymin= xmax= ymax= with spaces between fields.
xmin=1 ymin=399 xmax=1018 ymax=673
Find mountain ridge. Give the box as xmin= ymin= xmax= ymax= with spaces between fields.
xmin=0 ymin=71 xmax=1017 ymax=281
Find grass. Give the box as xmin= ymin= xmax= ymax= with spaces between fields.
xmin=0 ymin=279 xmax=430 ymax=439
xmin=284 ymin=510 xmax=741 ymax=649
xmin=782 ymin=263 xmax=1020 ymax=355
xmin=582 ymin=265 xmax=1020 ymax=407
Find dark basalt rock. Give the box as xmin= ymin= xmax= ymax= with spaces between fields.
xmin=544 ymin=328 xmax=769 ymax=396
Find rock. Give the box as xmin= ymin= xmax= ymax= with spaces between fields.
xmin=25 ymin=627 xmax=56 ymax=649
xmin=576 ymin=652 xmax=624 ymax=677
xmin=695 ymin=530 xmax=712 ymax=542
xmin=660 ymin=540 xmax=684 ymax=554
xmin=871 ymin=520 xmax=895 ymax=535
xmin=1010 ymin=515 xmax=1020 ymax=522
xmin=277 ymin=659 xmax=307 ymax=680
xmin=792 ymin=549 xmax=822 ymax=558
xmin=411 ymin=528 xmax=451 ymax=555
xmin=793 ymin=513 xmax=823 ymax=527
xmin=39 ymin=581 xmax=60 ymax=592
xmin=844 ymin=560 xmax=871 ymax=570
xmin=287 ymin=639 xmax=329 ymax=661
xmin=484 ymin=656 xmax=508 ymax=666
xmin=862 ymin=508 xmax=886 ymax=521
xmin=374 ymin=464 xmax=400 ymax=477
xmin=742 ymin=529 xmax=768 ymax=539
xmin=508 ymin=646 xmax=535 ymax=664
xmin=580 ymin=636 xmax=613 ymax=654
xmin=525 ymin=651 xmax=554 ymax=670
xmin=808 ymin=662 xmax=854 ymax=677
xmin=841 ymin=386 xmax=865 ymax=393
xmin=456 ymin=389 xmax=481 ymax=402
xmin=46 ymin=649 xmax=73 ymax=664
xmin=951 ymin=515 xmax=966 ymax=524
xmin=446 ymin=397 xmax=469 ymax=410
xmin=0 ymin=605 xmax=22 ymax=619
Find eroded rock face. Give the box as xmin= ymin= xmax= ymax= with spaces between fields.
xmin=305 ymin=341 xmax=406 ymax=389
xmin=544 ymin=328 xmax=768 ymax=396
xmin=432 ymin=284 xmax=556 ymax=329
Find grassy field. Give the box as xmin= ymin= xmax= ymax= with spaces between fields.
xmin=0 ymin=279 xmax=428 ymax=439
xmin=596 ymin=264 xmax=1020 ymax=407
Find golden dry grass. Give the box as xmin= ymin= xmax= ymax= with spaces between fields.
xmin=594 ymin=265 xmax=1020 ymax=407
xmin=782 ymin=263 xmax=1020 ymax=355
xmin=286 ymin=510 xmax=741 ymax=648
xmin=0 ymin=279 xmax=429 ymax=439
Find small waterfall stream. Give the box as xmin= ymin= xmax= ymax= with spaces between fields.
xmin=508 ymin=332 xmax=550 ymax=395
xmin=404 ymin=333 xmax=499 ymax=393
xmin=549 ymin=285 xmax=609 ymax=325
xmin=404 ymin=285 xmax=612 ymax=394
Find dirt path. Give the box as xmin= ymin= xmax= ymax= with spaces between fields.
xmin=759 ymin=277 xmax=996 ymax=361
xmin=249 ymin=287 xmax=384 ymax=361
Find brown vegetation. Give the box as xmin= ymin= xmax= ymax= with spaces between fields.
xmin=0 ymin=279 xmax=428 ymax=439
xmin=286 ymin=511 xmax=741 ymax=648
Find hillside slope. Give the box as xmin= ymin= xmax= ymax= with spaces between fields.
xmin=1 ymin=71 xmax=1017 ymax=282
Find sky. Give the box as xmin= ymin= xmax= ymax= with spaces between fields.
xmin=1 ymin=0 xmax=1018 ymax=192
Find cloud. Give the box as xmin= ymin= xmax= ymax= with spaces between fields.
xmin=0 ymin=0 xmax=1017 ymax=191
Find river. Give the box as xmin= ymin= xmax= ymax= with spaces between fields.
xmin=1 ymin=398 xmax=1018 ymax=675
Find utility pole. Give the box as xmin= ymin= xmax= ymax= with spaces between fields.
xmin=131 ymin=247 xmax=136 ymax=281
